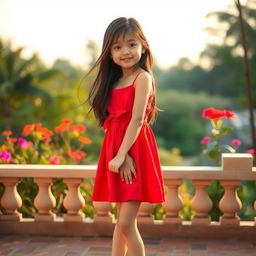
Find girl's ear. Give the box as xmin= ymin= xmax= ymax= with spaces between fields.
xmin=142 ymin=48 xmax=146 ymax=54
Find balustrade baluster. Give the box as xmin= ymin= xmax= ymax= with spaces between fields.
xmin=191 ymin=180 xmax=212 ymax=225
xmin=163 ymin=179 xmax=183 ymax=224
xmin=34 ymin=178 xmax=56 ymax=221
xmin=0 ymin=177 xmax=22 ymax=221
xmin=137 ymin=202 xmax=155 ymax=223
xmin=63 ymin=178 xmax=85 ymax=222
xmin=93 ymin=202 xmax=115 ymax=222
xmin=219 ymin=180 xmax=242 ymax=225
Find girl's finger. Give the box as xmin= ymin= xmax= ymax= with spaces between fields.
xmin=131 ymin=167 xmax=136 ymax=178
xmin=127 ymin=172 xmax=133 ymax=184
xmin=120 ymin=171 xmax=124 ymax=181
xmin=125 ymin=173 xmax=131 ymax=184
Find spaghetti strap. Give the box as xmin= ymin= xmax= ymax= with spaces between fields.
xmin=132 ymin=71 xmax=155 ymax=95
xmin=132 ymin=71 xmax=144 ymax=85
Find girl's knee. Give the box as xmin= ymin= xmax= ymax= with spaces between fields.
xmin=117 ymin=221 xmax=135 ymax=236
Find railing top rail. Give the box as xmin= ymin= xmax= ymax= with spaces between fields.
xmin=0 ymin=153 xmax=254 ymax=180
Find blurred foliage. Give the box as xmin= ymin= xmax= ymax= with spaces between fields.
xmin=154 ymin=90 xmax=231 ymax=155
xmin=157 ymin=147 xmax=182 ymax=166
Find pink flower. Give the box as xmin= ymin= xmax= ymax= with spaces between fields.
xmin=48 ymin=155 xmax=61 ymax=164
xmin=200 ymin=136 xmax=212 ymax=145
xmin=232 ymin=139 xmax=242 ymax=146
xmin=17 ymin=138 xmax=29 ymax=148
xmin=0 ymin=150 xmax=11 ymax=161
xmin=246 ymin=149 xmax=255 ymax=154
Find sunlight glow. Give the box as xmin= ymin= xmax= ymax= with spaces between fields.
xmin=0 ymin=0 xmax=234 ymax=69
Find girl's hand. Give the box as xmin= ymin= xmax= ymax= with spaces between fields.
xmin=120 ymin=154 xmax=136 ymax=184
xmin=108 ymin=154 xmax=126 ymax=173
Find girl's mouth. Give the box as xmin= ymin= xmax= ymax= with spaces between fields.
xmin=121 ymin=57 xmax=133 ymax=62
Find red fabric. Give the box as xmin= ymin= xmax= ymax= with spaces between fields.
xmin=92 ymin=74 xmax=165 ymax=203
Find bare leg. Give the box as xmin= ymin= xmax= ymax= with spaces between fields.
xmin=117 ymin=201 xmax=145 ymax=256
xmin=112 ymin=203 xmax=128 ymax=256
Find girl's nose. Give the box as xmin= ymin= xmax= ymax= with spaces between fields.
xmin=122 ymin=47 xmax=130 ymax=54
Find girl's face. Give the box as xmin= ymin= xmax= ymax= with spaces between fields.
xmin=110 ymin=30 xmax=145 ymax=72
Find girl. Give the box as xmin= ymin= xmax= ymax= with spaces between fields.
xmin=87 ymin=17 xmax=165 ymax=256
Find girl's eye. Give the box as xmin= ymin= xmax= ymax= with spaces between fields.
xmin=130 ymin=43 xmax=136 ymax=47
xmin=113 ymin=46 xmax=121 ymax=50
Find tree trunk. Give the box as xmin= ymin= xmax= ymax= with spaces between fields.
xmin=235 ymin=0 xmax=256 ymax=165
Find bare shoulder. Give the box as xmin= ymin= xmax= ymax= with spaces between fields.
xmin=134 ymin=71 xmax=152 ymax=91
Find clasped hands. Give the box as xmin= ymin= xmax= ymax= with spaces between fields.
xmin=108 ymin=153 xmax=136 ymax=184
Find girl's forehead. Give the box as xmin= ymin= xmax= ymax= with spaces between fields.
xmin=112 ymin=30 xmax=138 ymax=44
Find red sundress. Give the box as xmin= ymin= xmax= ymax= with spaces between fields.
xmin=91 ymin=72 xmax=165 ymax=203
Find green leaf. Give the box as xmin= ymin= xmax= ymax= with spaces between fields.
xmin=208 ymin=150 xmax=220 ymax=160
xmin=206 ymin=141 xmax=218 ymax=151
xmin=221 ymin=144 xmax=236 ymax=153
xmin=219 ymin=127 xmax=233 ymax=136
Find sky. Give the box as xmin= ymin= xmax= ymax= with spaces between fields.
xmin=0 ymin=0 xmax=238 ymax=70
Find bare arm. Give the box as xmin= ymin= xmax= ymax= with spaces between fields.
xmin=117 ymin=72 xmax=152 ymax=156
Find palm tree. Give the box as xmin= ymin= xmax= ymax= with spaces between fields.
xmin=206 ymin=0 xmax=256 ymax=57
xmin=0 ymin=39 xmax=62 ymax=129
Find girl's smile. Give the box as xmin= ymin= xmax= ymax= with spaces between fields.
xmin=121 ymin=57 xmax=133 ymax=62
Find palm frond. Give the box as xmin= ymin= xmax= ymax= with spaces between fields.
xmin=35 ymin=68 xmax=64 ymax=82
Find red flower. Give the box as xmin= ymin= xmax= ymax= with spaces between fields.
xmin=62 ymin=118 xmax=73 ymax=124
xmin=223 ymin=110 xmax=235 ymax=119
xmin=22 ymin=123 xmax=53 ymax=140
xmin=22 ymin=124 xmax=36 ymax=136
xmin=54 ymin=123 xmax=69 ymax=133
xmin=22 ymin=124 xmax=34 ymax=136
xmin=69 ymin=124 xmax=86 ymax=133
xmin=1 ymin=131 xmax=12 ymax=136
xmin=202 ymin=107 xmax=235 ymax=120
xmin=78 ymin=136 xmax=92 ymax=144
xmin=8 ymin=137 xmax=17 ymax=143
xmin=37 ymin=127 xmax=53 ymax=137
xmin=48 ymin=155 xmax=62 ymax=164
xmin=42 ymin=136 xmax=51 ymax=142
xmin=65 ymin=150 xmax=86 ymax=163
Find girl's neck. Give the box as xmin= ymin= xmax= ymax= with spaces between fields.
xmin=121 ymin=67 xmax=142 ymax=78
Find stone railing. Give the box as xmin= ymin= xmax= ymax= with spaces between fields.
xmin=0 ymin=153 xmax=255 ymax=240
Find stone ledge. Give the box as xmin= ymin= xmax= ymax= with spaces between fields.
xmin=0 ymin=220 xmax=255 ymax=240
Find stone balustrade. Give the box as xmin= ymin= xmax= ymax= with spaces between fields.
xmin=0 ymin=153 xmax=255 ymax=240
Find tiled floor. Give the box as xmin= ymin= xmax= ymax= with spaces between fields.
xmin=0 ymin=235 xmax=256 ymax=256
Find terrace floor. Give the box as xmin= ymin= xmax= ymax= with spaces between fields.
xmin=0 ymin=235 xmax=256 ymax=256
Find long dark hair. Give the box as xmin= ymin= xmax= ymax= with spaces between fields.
xmin=84 ymin=17 xmax=160 ymax=127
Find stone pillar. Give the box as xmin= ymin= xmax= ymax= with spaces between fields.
xmin=219 ymin=180 xmax=242 ymax=225
xmin=137 ymin=202 xmax=155 ymax=223
xmin=34 ymin=178 xmax=56 ymax=221
xmin=0 ymin=177 xmax=22 ymax=221
xmin=163 ymin=179 xmax=183 ymax=224
xmin=63 ymin=178 xmax=85 ymax=222
xmin=191 ymin=180 xmax=212 ymax=225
